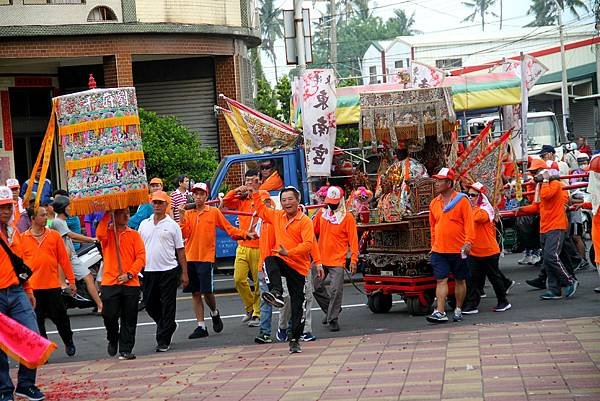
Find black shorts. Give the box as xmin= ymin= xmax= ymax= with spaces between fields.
xmin=183 ymin=262 xmax=214 ymax=294
xmin=430 ymin=252 xmax=469 ymax=280
xmin=569 ymin=223 xmax=583 ymax=237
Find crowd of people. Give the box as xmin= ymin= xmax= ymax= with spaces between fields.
xmin=0 ymin=138 xmax=598 ymax=400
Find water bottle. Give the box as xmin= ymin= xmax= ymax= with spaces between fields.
xmin=461 ymin=249 xmax=467 ymax=259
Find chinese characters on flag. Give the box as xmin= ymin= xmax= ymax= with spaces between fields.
xmin=302 ymin=69 xmax=337 ymax=177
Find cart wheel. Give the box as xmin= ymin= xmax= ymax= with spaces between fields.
xmin=588 ymin=245 xmax=595 ymax=266
xmin=405 ymin=296 xmax=433 ymax=316
xmin=367 ymin=293 xmax=393 ymax=313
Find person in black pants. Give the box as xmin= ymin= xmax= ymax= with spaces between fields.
xmin=96 ymin=209 xmax=146 ymax=360
xmin=138 ymin=191 xmax=188 ymax=352
xmin=463 ymin=183 xmax=512 ymax=314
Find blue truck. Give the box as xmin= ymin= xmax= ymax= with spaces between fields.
xmin=210 ymin=147 xmax=311 ymax=263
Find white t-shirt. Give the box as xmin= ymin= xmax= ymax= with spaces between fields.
xmin=138 ymin=215 xmax=184 ymax=272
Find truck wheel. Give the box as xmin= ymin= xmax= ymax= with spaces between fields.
xmin=405 ymin=296 xmax=432 ymax=316
xmin=367 ymin=293 xmax=393 ymax=313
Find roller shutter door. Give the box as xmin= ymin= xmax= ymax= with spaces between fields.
xmin=570 ymin=100 xmax=595 ymax=142
xmin=135 ymin=78 xmax=218 ymax=150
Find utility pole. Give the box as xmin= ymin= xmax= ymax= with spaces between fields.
xmin=330 ymin=0 xmax=337 ymax=74
xmin=294 ymin=0 xmax=306 ymax=75
xmin=556 ymin=0 xmax=570 ymax=139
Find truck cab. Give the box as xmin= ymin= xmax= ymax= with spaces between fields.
xmin=209 ymin=147 xmax=310 ymax=260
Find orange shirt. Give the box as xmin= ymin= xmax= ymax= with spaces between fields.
xmin=21 ymin=228 xmax=74 ymax=290
xmin=0 ymin=227 xmax=32 ymax=294
xmin=258 ymin=221 xmax=275 ymax=272
xmin=429 ymin=192 xmax=475 ymax=254
xmin=96 ymin=214 xmax=146 ymax=286
xmin=469 ymin=207 xmax=500 ymax=257
xmin=520 ymin=180 xmax=568 ymax=233
xmin=313 ymin=210 xmax=359 ymax=267
xmin=252 ymin=192 xmax=314 ymax=276
xmin=222 ymin=190 xmax=260 ymax=248
xmin=180 ymin=205 xmax=247 ymax=263
xmin=259 ymin=171 xmax=284 ymax=192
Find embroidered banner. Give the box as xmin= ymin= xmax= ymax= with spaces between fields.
xmin=302 ymin=69 xmax=337 ymax=177
xmin=54 ymin=88 xmax=148 ymax=215
xmin=0 ymin=311 xmax=57 ymax=369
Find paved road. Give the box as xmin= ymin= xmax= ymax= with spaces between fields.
xmin=44 ymin=252 xmax=600 ymax=364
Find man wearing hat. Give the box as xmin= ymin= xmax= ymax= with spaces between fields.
xmin=0 ymin=186 xmax=46 ymax=401
xmin=312 ymin=186 xmax=359 ymax=332
xmin=427 ymin=168 xmax=475 ymax=324
xmin=139 ymin=190 xmax=188 ymax=352
xmin=258 ymin=160 xmax=284 ymax=191
xmin=19 ymin=167 xmax=53 ymax=206
xmin=179 ymin=182 xmax=254 ymax=339
xmin=128 ymin=177 xmax=171 ymax=230
xmin=6 ymin=179 xmax=24 ymax=226
xmin=517 ymin=159 xmax=578 ymax=299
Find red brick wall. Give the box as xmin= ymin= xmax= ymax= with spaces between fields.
xmin=103 ymin=54 xmax=133 ymax=87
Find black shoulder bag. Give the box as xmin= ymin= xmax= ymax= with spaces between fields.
xmin=0 ymin=237 xmax=33 ymax=285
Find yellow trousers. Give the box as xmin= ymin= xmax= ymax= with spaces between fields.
xmin=233 ymin=246 xmax=261 ymax=317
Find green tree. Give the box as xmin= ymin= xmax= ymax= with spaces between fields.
xmin=462 ymin=0 xmax=498 ymax=31
xmin=312 ymin=9 xmax=417 ymax=78
xmin=526 ymin=0 xmax=588 ymax=26
xmin=140 ymin=108 xmax=218 ymax=189
xmin=275 ymin=75 xmax=292 ymax=123
xmin=258 ymin=0 xmax=283 ymax=81
xmin=255 ymin=78 xmax=278 ymax=118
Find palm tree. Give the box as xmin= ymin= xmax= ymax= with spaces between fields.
xmin=258 ymin=0 xmax=283 ymax=81
xmin=526 ymin=0 xmax=589 ymax=26
xmin=462 ymin=0 xmax=498 ymax=31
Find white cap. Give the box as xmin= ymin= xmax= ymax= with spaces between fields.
xmin=0 ymin=186 xmax=13 ymax=205
xmin=5 ymin=179 xmax=19 ymax=189
xmin=191 ymin=182 xmax=208 ymax=193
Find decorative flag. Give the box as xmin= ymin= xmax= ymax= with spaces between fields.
xmin=302 ymin=69 xmax=337 ymax=177
xmin=411 ymin=61 xmax=445 ymax=89
xmin=492 ymin=55 xmax=548 ymax=160
xmin=53 ymin=88 xmax=149 ymax=215
xmin=452 ymin=121 xmax=493 ymax=173
xmin=219 ymin=95 xmax=300 ymax=154
xmin=0 ymin=311 xmax=57 ymax=369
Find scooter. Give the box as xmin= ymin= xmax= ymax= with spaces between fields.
xmin=62 ymin=242 xmax=103 ymax=310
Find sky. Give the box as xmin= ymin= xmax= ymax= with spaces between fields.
xmin=261 ymin=0 xmax=595 ymax=83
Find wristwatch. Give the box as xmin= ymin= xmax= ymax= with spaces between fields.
xmin=126 ymin=272 xmax=133 ymax=281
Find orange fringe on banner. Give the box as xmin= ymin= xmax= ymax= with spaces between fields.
xmin=64 ymin=151 xmax=146 ymax=172
xmin=69 ymin=188 xmax=149 ymax=216
xmin=58 ymin=116 xmax=140 ymax=136
xmin=0 ymin=312 xmax=57 ymax=369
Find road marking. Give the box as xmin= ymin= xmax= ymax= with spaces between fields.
xmin=49 ymin=300 xmax=405 ymax=334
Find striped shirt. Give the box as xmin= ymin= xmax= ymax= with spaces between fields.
xmin=171 ymin=189 xmax=189 ymax=223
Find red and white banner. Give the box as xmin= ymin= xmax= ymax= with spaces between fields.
xmin=302 ymin=69 xmax=337 ymax=177
xmin=411 ymin=61 xmax=445 ymax=88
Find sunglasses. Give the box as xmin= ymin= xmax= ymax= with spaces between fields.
xmin=467 ymin=192 xmax=479 ymax=198
xmin=259 ymin=165 xmax=273 ymax=170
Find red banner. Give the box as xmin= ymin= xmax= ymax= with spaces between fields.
xmin=0 ymin=91 xmax=12 ymax=151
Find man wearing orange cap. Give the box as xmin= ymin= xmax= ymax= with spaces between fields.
xmin=312 ymin=186 xmax=358 ymax=332
xmin=222 ymin=169 xmax=262 ymax=327
xmin=517 ymin=159 xmax=577 ymax=300
xmin=139 ymin=191 xmax=188 ymax=352
xmin=179 ymin=182 xmax=255 ymax=340
xmin=427 ymin=168 xmax=475 ymax=324
xmin=258 ymin=160 xmax=284 ymax=191
xmin=462 ymin=183 xmax=512 ymax=314
xmin=128 ymin=177 xmax=169 ymax=230
xmin=0 ymin=186 xmax=46 ymax=401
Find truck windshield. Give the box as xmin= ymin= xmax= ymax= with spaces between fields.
xmin=526 ymin=116 xmax=559 ymax=149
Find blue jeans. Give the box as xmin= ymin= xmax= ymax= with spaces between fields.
xmin=258 ymin=271 xmax=272 ymax=336
xmin=0 ymin=286 xmax=39 ymax=393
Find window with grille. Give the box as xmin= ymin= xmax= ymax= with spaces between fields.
xmin=394 ymin=60 xmax=403 ymax=69
xmin=88 ymin=5 xmax=117 ymax=21
xmin=435 ymin=58 xmax=462 ymax=69
xmin=369 ymin=66 xmax=377 ymax=84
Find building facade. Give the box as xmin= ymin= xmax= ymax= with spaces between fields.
xmin=0 ymin=0 xmax=260 ymax=186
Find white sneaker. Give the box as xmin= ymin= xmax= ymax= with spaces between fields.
xmin=529 ymin=255 xmax=541 ymax=265
xmin=518 ymin=255 xmax=531 ymax=265
xmin=241 ymin=312 xmax=252 ymax=323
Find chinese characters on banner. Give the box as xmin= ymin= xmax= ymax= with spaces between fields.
xmin=302 ymin=69 xmax=337 ymax=177
xmin=411 ymin=61 xmax=445 ymax=89
xmin=492 ymin=55 xmax=547 ymax=160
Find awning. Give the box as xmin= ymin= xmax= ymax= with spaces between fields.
xmin=528 ymin=81 xmax=562 ymax=97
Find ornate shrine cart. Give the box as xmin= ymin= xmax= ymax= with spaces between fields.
xmin=358 ymin=87 xmax=458 ymax=315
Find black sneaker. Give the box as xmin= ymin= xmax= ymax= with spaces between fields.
xmin=188 ymin=326 xmax=209 ymax=339
xmin=504 ymin=280 xmax=516 ymax=294
xmin=107 ymin=342 xmax=118 ymax=357
xmin=118 ymin=352 xmax=136 ymax=360
xmin=211 ymin=311 xmax=224 ymax=333
xmin=329 ymin=320 xmax=340 ymax=332
xmin=322 ymin=316 xmax=328 ymax=325
xmin=492 ymin=302 xmax=512 ymax=312
xmin=65 ymin=342 xmax=76 ymax=357
xmin=156 ymin=344 xmax=170 ymax=352
xmin=595 ymin=287 xmax=600 ymax=293
xmin=462 ymin=308 xmax=479 ymax=315
xmin=289 ymin=339 xmax=302 ymax=354
xmin=0 ymin=391 xmax=14 ymax=401
xmin=526 ymin=278 xmax=547 ymax=290
xmin=14 ymin=386 xmax=44 ymax=401
xmin=254 ymin=334 xmax=273 ymax=344
xmin=262 ymin=291 xmax=285 ymax=308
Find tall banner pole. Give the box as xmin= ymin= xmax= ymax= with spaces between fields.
xmin=520 ymin=52 xmax=528 ymax=174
